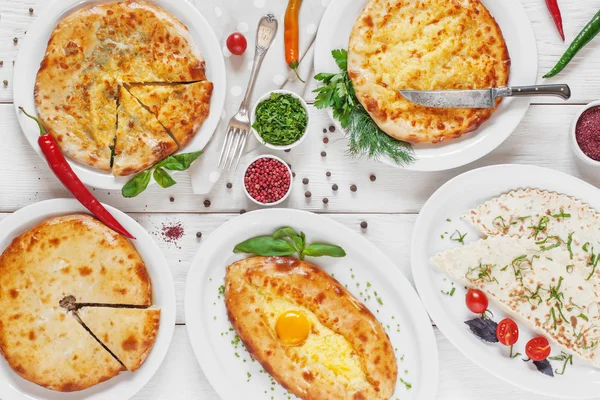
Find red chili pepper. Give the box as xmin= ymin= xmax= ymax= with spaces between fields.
xmin=545 ymin=0 xmax=565 ymax=41
xmin=20 ymin=107 xmax=135 ymax=240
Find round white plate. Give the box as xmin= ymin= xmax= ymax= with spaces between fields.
xmin=13 ymin=0 xmax=227 ymax=190
xmin=314 ymin=0 xmax=538 ymax=171
xmin=411 ymin=165 xmax=600 ymax=399
xmin=0 ymin=199 xmax=176 ymax=400
xmin=185 ymin=209 xmax=438 ymax=400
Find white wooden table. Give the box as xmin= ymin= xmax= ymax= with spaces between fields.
xmin=1 ymin=0 xmax=599 ymax=399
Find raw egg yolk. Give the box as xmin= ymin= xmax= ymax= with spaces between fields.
xmin=275 ymin=310 xmax=311 ymax=345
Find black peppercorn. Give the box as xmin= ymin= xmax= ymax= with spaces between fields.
xmin=284 ymin=149 xmax=291 ymax=153
xmin=204 ymin=200 xmax=211 ymax=207
xmin=350 ymin=184 xmax=357 ymax=192
xmin=196 ymin=232 xmax=202 ymax=238
xmin=169 ymin=196 xmax=175 ymax=202
xmin=226 ymin=182 xmax=232 ymax=189
xmin=322 ymin=198 xmax=329 ymax=204
xmin=302 ymin=178 xmax=309 ymax=185
xmin=321 ymin=151 xmax=327 ymax=157
xmin=322 ymin=128 xmax=327 ymax=133
xmin=332 ymin=184 xmax=338 ymax=191
xmin=292 ymin=172 xmax=296 ymax=177
xmin=29 ymin=7 xmax=34 ymax=13
xmin=13 ymin=37 xmax=18 ymax=43
xmin=323 ymin=137 xmax=329 ymax=144
xmin=361 ymin=221 xmax=368 ymax=229
xmin=370 ymin=174 xmax=376 ymax=182
xmin=326 ymin=171 xmax=331 ymax=177
xmin=305 ymin=191 xmax=312 ymax=198
xmin=329 ymin=126 xmax=335 ymax=132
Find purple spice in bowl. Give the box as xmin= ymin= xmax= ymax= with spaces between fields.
xmin=576 ymin=106 xmax=600 ymax=162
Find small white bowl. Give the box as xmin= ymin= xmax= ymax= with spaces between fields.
xmin=242 ymin=154 xmax=293 ymax=206
xmin=570 ymin=100 xmax=600 ymax=167
xmin=250 ymin=89 xmax=310 ymax=151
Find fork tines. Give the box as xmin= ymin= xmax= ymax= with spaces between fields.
xmin=218 ymin=122 xmax=249 ymax=171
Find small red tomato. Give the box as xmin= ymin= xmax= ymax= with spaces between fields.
xmin=465 ymin=289 xmax=488 ymax=314
xmin=526 ymin=337 xmax=551 ymax=361
xmin=496 ymin=318 xmax=519 ymax=346
xmin=226 ymin=32 xmax=247 ymax=55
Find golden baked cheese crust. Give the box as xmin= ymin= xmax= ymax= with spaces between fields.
xmin=0 ymin=214 xmax=159 ymax=391
xmin=225 ymin=256 xmax=397 ymax=400
xmin=34 ymin=0 xmax=212 ymax=175
xmin=129 ymin=81 xmax=214 ymax=147
xmin=348 ymin=0 xmax=510 ymax=143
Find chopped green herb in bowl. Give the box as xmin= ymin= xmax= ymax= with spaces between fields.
xmin=251 ymin=90 xmax=309 ymax=150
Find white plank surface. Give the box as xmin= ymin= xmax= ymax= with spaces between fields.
xmin=1 ymin=0 xmax=599 ymax=399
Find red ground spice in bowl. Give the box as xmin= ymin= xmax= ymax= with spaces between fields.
xmin=575 ymin=106 xmax=600 ymax=162
xmin=243 ymin=155 xmax=292 ymax=206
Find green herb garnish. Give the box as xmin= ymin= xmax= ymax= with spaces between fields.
xmin=466 ymin=262 xmax=498 ymax=283
xmin=450 ymin=230 xmax=467 ymax=245
xmin=233 ymin=227 xmax=346 ymax=261
xmin=314 ymin=49 xmax=414 ymax=165
xmin=549 ymin=352 xmax=573 ymax=375
xmin=441 ymin=287 xmax=456 ymax=296
xmin=122 ymin=151 xmax=203 ymax=197
xmin=252 ymin=93 xmax=307 ymax=146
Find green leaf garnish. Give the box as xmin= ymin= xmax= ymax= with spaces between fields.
xmin=153 ymin=167 xmax=177 ymax=188
xmin=301 ymin=243 xmax=346 ymax=259
xmin=121 ymin=170 xmax=151 ymax=198
xmin=252 ymin=93 xmax=307 ymax=146
xmin=233 ymin=237 xmax=297 ymax=256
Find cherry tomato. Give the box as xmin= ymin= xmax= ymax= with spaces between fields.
xmin=465 ymin=289 xmax=488 ymax=314
xmin=226 ymin=32 xmax=247 ymax=55
xmin=526 ymin=337 xmax=551 ymax=361
xmin=496 ymin=318 xmax=519 ymax=346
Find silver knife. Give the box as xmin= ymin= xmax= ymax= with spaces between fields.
xmin=399 ymin=84 xmax=571 ymax=108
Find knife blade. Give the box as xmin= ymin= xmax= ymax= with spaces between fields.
xmin=399 ymin=85 xmax=571 ymax=109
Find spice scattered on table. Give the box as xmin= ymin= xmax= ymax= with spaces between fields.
xmin=159 ymin=221 xmax=185 ymax=248
xmin=169 ymin=196 xmax=175 ymax=203
xmin=240 ymin=209 xmax=246 ymax=214
xmin=0 ymin=61 xmax=4 ymax=66
xmin=196 ymin=232 xmax=202 ymax=239
xmin=323 ymin=137 xmax=329 ymax=144
xmin=204 ymin=200 xmax=211 ymax=208
xmin=350 ymin=184 xmax=358 ymax=192
xmin=361 ymin=221 xmax=368 ymax=229
xmin=292 ymin=172 xmax=296 ymax=177
xmin=323 ymin=128 xmax=327 ymax=133
xmin=284 ymin=149 xmax=291 ymax=153
xmin=305 ymin=191 xmax=312 ymax=198
xmin=302 ymin=178 xmax=309 ymax=185
xmin=321 ymin=151 xmax=327 ymax=157
xmin=329 ymin=126 xmax=335 ymax=132
xmin=332 ymin=184 xmax=338 ymax=191
xmin=29 ymin=7 xmax=34 ymax=13
xmin=322 ymin=198 xmax=329 ymax=204
xmin=13 ymin=37 xmax=18 ymax=43
xmin=326 ymin=171 xmax=331 ymax=177
xmin=3 ymin=80 xmax=7 ymax=86
xmin=226 ymin=182 xmax=232 ymax=189
xmin=252 ymin=92 xmax=307 ymax=146
xmin=244 ymin=157 xmax=291 ymax=204
xmin=575 ymin=106 xmax=600 ymax=161
xmin=370 ymin=174 xmax=377 ymax=182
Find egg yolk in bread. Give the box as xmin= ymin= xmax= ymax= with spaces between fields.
xmin=276 ymin=310 xmax=311 ymax=345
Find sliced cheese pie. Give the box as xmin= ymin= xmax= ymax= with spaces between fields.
xmin=128 ymin=81 xmax=213 ymax=147
xmin=433 ymin=236 xmax=600 ymax=367
xmin=113 ymin=87 xmax=179 ymax=177
xmin=79 ymin=307 xmax=160 ymax=372
xmin=0 ymin=214 xmax=160 ymax=392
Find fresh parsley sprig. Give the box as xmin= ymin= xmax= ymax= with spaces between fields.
xmin=122 ymin=151 xmax=203 ymax=198
xmin=313 ymin=49 xmax=414 ymax=166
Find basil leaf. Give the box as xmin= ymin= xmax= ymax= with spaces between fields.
xmin=300 ymin=232 xmax=306 ymax=248
xmin=272 ymin=227 xmax=300 ymax=241
xmin=301 ymin=243 xmax=346 ymax=258
xmin=153 ymin=167 xmax=176 ymax=188
xmin=122 ymin=170 xmax=151 ymax=198
xmin=157 ymin=151 xmax=203 ymax=171
xmin=233 ymin=236 xmax=297 ymax=256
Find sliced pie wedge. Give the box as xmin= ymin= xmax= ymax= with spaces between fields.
xmin=113 ymin=86 xmax=179 ymax=177
xmin=78 ymin=307 xmax=161 ymax=372
xmin=128 ymin=81 xmax=213 ymax=147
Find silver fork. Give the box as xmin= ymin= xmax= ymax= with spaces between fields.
xmin=218 ymin=14 xmax=278 ymax=171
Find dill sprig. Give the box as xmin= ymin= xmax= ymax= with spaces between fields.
xmin=314 ymin=49 xmax=415 ymax=166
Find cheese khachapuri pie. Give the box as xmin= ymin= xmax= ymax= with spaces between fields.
xmin=348 ymin=0 xmax=510 ymax=143
xmin=433 ymin=189 xmax=600 ymax=367
xmin=34 ymin=0 xmax=212 ymax=175
xmin=225 ymin=256 xmax=397 ymax=400
xmin=0 ymin=214 xmax=160 ymax=391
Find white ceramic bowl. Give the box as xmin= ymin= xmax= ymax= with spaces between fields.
xmin=250 ymin=89 xmax=310 ymax=151
xmin=570 ymin=101 xmax=600 ymax=168
xmin=242 ymin=155 xmax=293 ymax=206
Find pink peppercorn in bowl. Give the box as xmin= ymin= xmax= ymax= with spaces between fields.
xmin=571 ymin=101 xmax=600 ymax=167
xmin=243 ymin=155 xmax=293 ymax=206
